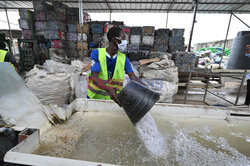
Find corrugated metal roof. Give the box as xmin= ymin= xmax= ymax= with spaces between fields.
xmin=0 ymin=0 xmax=250 ymax=14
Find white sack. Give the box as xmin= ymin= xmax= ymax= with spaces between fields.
xmin=43 ymin=60 xmax=76 ymax=73
xmin=143 ymin=79 xmax=178 ymax=103
xmin=26 ymin=72 xmax=72 ymax=105
xmin=140 ymin=56 xmax=178 ymax=83
xmin=75 ymin=76 xmax=88 ymax=98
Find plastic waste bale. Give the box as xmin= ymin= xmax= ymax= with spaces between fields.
xmin=173 ymin=51 xmax=197 ymax=72
xmin=130 ymin=35 xmax=141 ymax=45
xmin=142 ymin=36 xmax=154 ymax=46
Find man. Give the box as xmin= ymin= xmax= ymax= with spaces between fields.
xmin=88 ymin=27 xmax=142 ymax=106
xmin=0 ymin=42 xmax=19 ymax=71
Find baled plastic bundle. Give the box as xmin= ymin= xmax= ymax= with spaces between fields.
xmin=19 ymin=9 xmax=33 ymax=20
xmin=46 ymin=21 xmax=66 ymax=31
xmin=51 ymin=40 xmax=67 ymax=49
xmin=127 ymin=44 xmax=140 ymax=53
xmin=131 ymin=27 xmax=142 ymax=35
xmin=169 ymin=36 xmax=184 ymax=46
xmin=173 ymin=52 xmax=197 ymax=72
xmin=67 ymin=33 xmax=78 ymax=41
xmin=171 ymin=29 xmax=185 ymax=37
xmin=33 ymin=1 xmax=54 ymax=11
xmin=34 ymin=11 xmax=46 ymax=21
xmin=142 ymin=36 xmax=154 ymax=46
xmin=35 ymin=21 xmax=46 ymax=31
xmin=19 ymin=19 xmax=30 ymax=30
xmin=22 ymin=30 xmax=32 ymax=39
xmin=44 ymin=31 xmax=66 ymax=40
xmin=91 ymin=24 xmax=104 ymax=34
xmin=130 ymin=35 xmax=141 ymax=45
xmin=142 ymin=26 xmax=155 ymax=36
xmin=68 ymin=24 xmax=77 ymax=33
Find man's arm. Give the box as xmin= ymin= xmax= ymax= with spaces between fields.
xmin=125 ymin=56 xmax=145 ymax=86
xmin=90 ymin=71 xmax=121 ymax=106
xmin=127 ymin=72 xmax=145 ymax=85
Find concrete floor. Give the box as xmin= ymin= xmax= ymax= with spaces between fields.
xmin=174 ymin=80 xmax=249 ymax=109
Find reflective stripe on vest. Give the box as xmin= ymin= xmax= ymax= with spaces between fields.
xmin=88 ymin=48 xmax=126 ymax=100
xmin=0 ymin=49 xmax=15 ymax=69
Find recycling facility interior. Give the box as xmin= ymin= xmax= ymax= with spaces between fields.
xmin=1 ymin=0 xmax=248 ymax=107
xmin=0 ymin=0 xmax=250 ymax=165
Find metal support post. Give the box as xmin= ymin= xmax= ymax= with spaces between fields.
xmin=235 ymin=73 xmax=246 ymax=106
xmin=188 ymin=0 xmax=198 ymax=52
xmin=5 ymin=8 xmax=16 ymax=54
xmin=203 ymin=74 xmax=211 ymax=102
xmin=78 ymin=0 xmax=83 ymax=26
xmin=184 ymin=71 xmax=192 ymax=104
xmin=109 ymin=10 xmax=112 ymax=22
xmin=166 ymin=12 xmax=169 ymax=28
xmin=219 ymin=12 xmax=232 ymax=66
xmin=79 ymin=0 xmax=84 ymax=59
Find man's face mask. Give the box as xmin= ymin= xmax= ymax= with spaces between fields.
xmin=115 ymin=37 xmax=128 ymax=52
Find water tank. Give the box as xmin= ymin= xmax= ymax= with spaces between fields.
xmin=227 ymin=31 xmax=250 ymax=69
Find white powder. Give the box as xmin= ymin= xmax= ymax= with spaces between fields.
xmin=135 ymin=113 xmax=166 ymax=158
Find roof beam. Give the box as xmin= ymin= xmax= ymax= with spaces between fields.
xmin=4 ymin=0 xmax=250 ymax=5
xmin=105 ymin=0 xmax=111 ymax=11
xmin=0 ymin=7 xmax=249 ymax=13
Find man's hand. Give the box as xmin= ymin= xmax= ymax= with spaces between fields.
xmin=91 ymin=71 xmax=122 ymax=106
xmin=107 ymin=88 xmax=122 ymax=107
xmin=128 ymin=72 xmax=146 ymax=86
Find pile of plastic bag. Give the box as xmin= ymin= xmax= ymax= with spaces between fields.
xmin=195 ymin=46 xmax=230 ymax=69
xmin=138 ymin=53 xmax=178 ymax=103
xmin=25 ymin=59 xmax=90 ymax=105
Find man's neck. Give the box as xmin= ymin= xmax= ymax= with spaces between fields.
xmin=106 ymin=45 xmax=117 ymax=58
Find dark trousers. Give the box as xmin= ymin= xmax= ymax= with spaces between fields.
xmin=245 ymin=80 xmax=250 ymax=105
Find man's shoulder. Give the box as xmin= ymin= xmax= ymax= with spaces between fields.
xmin=92 ymin=49 xmax=99 ymax=54
xmin=91 ymin=49 xmax=99 ymax=58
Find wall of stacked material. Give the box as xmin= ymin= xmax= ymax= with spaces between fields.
xmin=19 ymin=9 xmax=34 ymax=39
xmin=141 ymin=26 xmax=155 ymax=59
xmin=76 ymin=23 xmax=89 ymax=60
xmin=128 ymin=27 xmax=142 ymax=61
xmin=89 ymin=22 xmax=105 ymax=51
xmin=33 ymin=1 xmax=68 ymax=62
xmin=18 ymin=9 xmax=36 ymax=70
xmin=169 ymin=29 xmax=186 ymax=53
xmin=66 ymin=7 xmax=79 ymax=59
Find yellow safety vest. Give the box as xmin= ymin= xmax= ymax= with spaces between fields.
xmin=0 ymin=49 xmax=15 ymax=69
xmin=88 ymin=48 xmax=126 ymax=100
